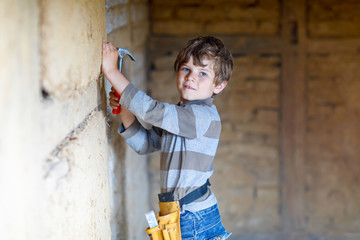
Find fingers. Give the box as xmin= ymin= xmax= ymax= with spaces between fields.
xmin=109 ymin=91 xmax=118 ymax=100
xmin=109 ymin=42 xmax=116 ymax=50
xmin=109 ymin=100 xmax=120 ymax=109
xmin=109 ymin=91 xmax=117 ymax=100
xmin=109 ymin=96 xmax=120 ymax=108
xmin=109 ymin=90 xmax=120 ymax=109
xmin=102 ymin=40 xmax=117 ymax=55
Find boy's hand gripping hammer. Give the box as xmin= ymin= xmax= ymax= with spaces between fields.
xmin=112 ymin=48 xmax=136 ymax=114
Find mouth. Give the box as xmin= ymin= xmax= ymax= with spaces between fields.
xmin=184 ymin=84 xmax=195 ymax=90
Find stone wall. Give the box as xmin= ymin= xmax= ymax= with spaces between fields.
xmin=0 ymin=0 xmax=150 ymax=239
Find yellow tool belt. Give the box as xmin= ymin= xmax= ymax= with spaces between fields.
xmin=145 ymin=201 xmax=182 ymax=240
xmin=145 ymin=180 xmax=211 ymax=240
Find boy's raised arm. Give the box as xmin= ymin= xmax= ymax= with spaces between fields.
xmin=120 ymin=84 xmax=215 ymax=139
xmin=102 ymin=40 xmax=130 ymax=96
xmin=102 ymin=41 xmax=216 ymax=140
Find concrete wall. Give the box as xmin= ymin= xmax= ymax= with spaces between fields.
xmin=0 ymin=0 xmax=149 ymax=239
xmin=147 ymin=0 xmax=360 ymax=239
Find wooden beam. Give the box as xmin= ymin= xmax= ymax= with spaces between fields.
xmin=280 ymin=0 xmax=306 ymax=234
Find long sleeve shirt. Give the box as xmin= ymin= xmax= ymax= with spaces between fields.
xmin=119 ymin=83 xmax=221 ymax=212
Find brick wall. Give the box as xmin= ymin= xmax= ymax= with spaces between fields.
xmin=150 ymin=0 xmax=279 ymax=35
xmin=306 ymin=45 xmax=360 ymax=233
xmin=148 ymin=0 xmax=360 ymax=239
xmin=308 ymin=0 xmax=360 ymax=38
xmin=305 ymin=0 xmax=360 ymax=234
xmin=215 ymin=53 xmax=281 ymax=232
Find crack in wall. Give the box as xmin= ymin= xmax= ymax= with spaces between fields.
xmin=43 ymin=106 xmax=102 ymax=182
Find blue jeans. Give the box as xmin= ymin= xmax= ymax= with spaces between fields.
xmin=180 ymin=204 xmax=231 ymax=240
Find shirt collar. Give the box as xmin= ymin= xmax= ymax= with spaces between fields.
xmin=177 ymin=97 xmax=214 ymax=107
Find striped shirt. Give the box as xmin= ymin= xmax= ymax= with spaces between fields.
xmin=119 ymin=84 xmax=221 ymax=212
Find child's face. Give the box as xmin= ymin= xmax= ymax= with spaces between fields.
xmin=177 ymin=56 xmax=226 ymax=104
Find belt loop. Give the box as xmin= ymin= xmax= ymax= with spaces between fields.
xmin=193 ymin=211 xmax=203 ymax=221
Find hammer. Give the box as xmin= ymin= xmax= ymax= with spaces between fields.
xmin=112 ymin=48 xmax=136 ymax=114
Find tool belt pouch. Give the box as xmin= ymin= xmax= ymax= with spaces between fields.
xmin=145 ymin=201 xmax=182 ymax=240
xmin=146 ymin=225 xmax=164 ymax=240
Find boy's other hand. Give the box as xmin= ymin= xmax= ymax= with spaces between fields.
xmin=102 ymin=40 xmax=119 ymax=78
xmin=109 ymin=87 xmax=120 ymax=110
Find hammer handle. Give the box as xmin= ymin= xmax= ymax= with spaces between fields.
xmin=112 ymin=90 xmax=121 ymax=114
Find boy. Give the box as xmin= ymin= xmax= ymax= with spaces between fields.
xmin=102 ymin=36 xmax=233 ymax=240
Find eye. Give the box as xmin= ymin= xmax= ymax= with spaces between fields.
xmin=200 ymin=72 xmax=207 ymax=77
xmin=182 ymin=67 xmax=190 ymax=72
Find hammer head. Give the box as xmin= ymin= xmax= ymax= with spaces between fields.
xmin=117 ymin=48 xmax=136 ymax=62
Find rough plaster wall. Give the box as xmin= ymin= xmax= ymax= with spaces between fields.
xmin=44 ymin=110 xmax=110 ymax=239
xmin=39 ymin=0 xmax=105 ymax=161
xmin=0 ymin=1 xmax=42 ymax=239
xmin=0 ymin=0 xmax=152 ymax=239
xmin=40 ymin=0 xmax=103 ymax=100
xmin=106 ymin=0 xmax=150 ymax=239
xmin=39 ymin=1 xmax=112 ymax=239
xmin=0 ymin=0 xmax=112 ymax=239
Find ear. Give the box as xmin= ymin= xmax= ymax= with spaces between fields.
xmin=213 ymin=81 xmax=227 ymax=95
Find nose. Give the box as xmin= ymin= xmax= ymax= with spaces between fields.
xmin=185 ymin=71 xmax=196 ymax=82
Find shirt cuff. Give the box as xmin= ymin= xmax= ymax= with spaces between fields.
xmin=118 ymin=118 xmax=141 ymax=139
